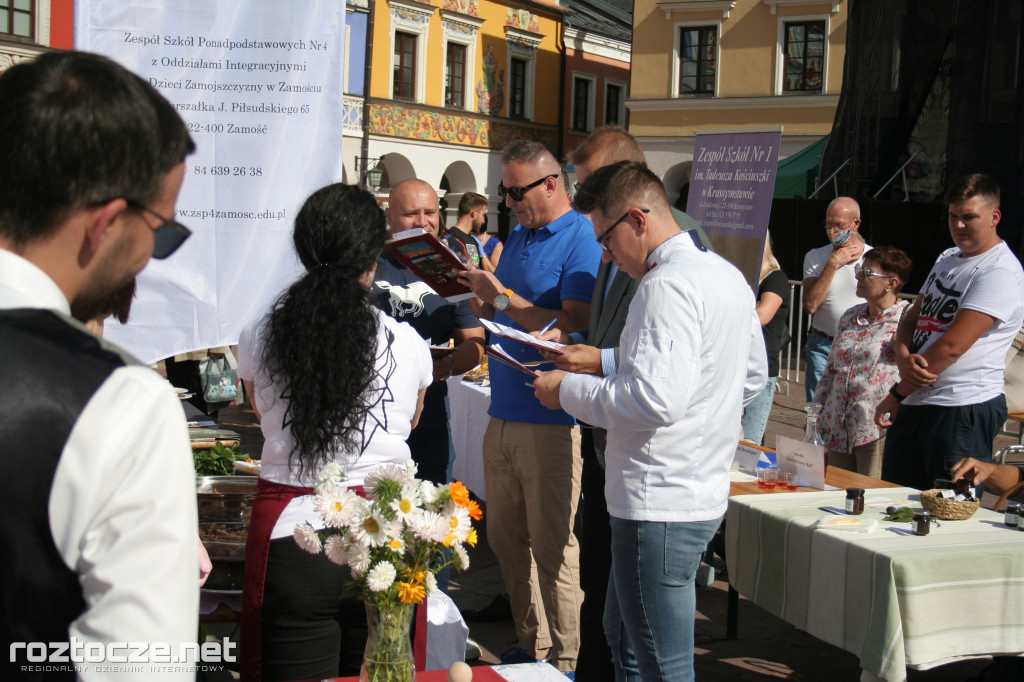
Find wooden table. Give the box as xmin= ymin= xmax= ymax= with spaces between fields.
xmin=730 ymin=463 xmax=901 ymax=496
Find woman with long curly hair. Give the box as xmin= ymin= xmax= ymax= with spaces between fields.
xmin=238 ymin=183 xmax=432 ymax=681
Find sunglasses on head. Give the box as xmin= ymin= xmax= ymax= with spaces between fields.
xmin=498 ymin=174 xmax=559 ymax=202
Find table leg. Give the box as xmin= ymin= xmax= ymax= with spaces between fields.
xmin=726 ymin=585 xmax=739 ymax=640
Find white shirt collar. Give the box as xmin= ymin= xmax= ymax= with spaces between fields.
xmin=0 ymin=248 xmax=72 ymax=315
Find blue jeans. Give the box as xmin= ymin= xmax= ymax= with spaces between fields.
xmin=741 ymin=376 xmax=778 ymax=445
xmin=604 ymin=516 xmax=723 ymax=682
xmin=805 ymin=332 xmax=832 ymax=401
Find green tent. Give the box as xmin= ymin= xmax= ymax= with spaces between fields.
xmin=774 ymin=135 xmax=828 ymax=198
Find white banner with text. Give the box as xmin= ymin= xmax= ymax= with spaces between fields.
xmin=76 ymin=0 xmax=345 ymax=363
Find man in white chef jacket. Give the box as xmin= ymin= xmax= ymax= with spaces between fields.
xmin=533 ymin=161 xmax=766 ymax=682
xmin=0 ymin=52 xmax=200 ymax=681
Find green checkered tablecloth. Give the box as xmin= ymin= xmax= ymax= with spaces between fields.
xmin=726 ymin=488 xmax=1024 ymax=682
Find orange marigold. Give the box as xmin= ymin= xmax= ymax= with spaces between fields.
xmin=398 ymin=581 xmax=426 ymax=604
xmin=466 ymin=499 xmax=482 ymax=521
xmin=450 ymin=481 xmax=470 ymax=508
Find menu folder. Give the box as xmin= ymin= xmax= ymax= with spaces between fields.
xmin=384 ymin=228 xmax=474 ymax=301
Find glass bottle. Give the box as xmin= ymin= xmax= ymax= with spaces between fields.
xmin=803 ymin=402 xmax=824 ymax=445
xmin=803 ymin=402 xmax=827 ymax=473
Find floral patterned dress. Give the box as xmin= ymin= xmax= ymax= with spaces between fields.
xmin=814 ymin=299 xmax=910 ymax=453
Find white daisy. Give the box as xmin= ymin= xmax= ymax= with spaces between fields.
xmin=408 ymin=510 xmax=449 ymax=543
xmin=443 ymin=503 xmax=472 ymax=543
xmin=364 ymin=463 xmax=412 ymax=490
xmin=453 ymin=543 xmax=470 ymax=571
xmin=366 ymin=561 xmax=397 ymax=592
xmin=348 ymin=544 xmax=372 ymax=576
xmin=404 ymin=459 xmax=419 ymax=478
xmin=424 ymin=571 xmax=438 ymax=594
xmin=314 ymin=484 xmax=364 ymax=528
xmin=384 ymin=535 xmax=405 ymax=555
xmin=292 ymin=522 xmax=323 ymax=554
xmin=390 ymin=484 xmax=422 ymax=521
xmin=419 ymin=480 xmax=441 ymax=510
xmin=314 ymin=462 xmax=346 ymax=494
xmin=352 ymin=509 xmax=390 ymax=547
xmin=323 ymin=535 xmax=348 ymax=566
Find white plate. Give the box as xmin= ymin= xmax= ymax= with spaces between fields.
xmin=178 ymin=392 xmax=194 ymax=400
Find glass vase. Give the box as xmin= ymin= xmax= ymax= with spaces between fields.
xmin=360 ymin=601 xmax=416 ymax=682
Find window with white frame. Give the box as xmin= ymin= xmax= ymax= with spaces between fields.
xmin=441 ymin=12 xmax=483 ymax=112
xmin=446 ymin=43 xmax=466 ymax=109
xmin=0 ymin=0 xmax=33 ymax=40
xmin=571 ymin=74 xmax=596 ymax=132
xmin=393 ymin=32 xmax=417 ymax=100
xmin=674 ymin=23 xmax=719 ymax=97
xmin=605 ymin=80 xmax=626 ymax=126
xmin=505 ymin=29 xmax=540 ymax=121
xmin=509 ymin=58 xmax=527 ymax=119
xmin=780 ymin=18 xmax=826 ymax=93
xmin=388 ymin=0 xmax=433 ymax=103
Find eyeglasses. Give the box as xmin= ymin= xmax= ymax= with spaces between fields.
xmin=854 ymin=263 xmax=888 ymax=279
xmin=126 ymin=201 xmax=192 ymax=259
xmin=597 ymin=208 xmax=648 ymax=253
xmin=498 ymin=174 xmax=559 ymax=202
xmin=823 ymin=219 xmax=857 ymax=232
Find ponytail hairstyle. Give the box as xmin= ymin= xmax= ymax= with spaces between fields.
xmin=261 ymin=183 xmax=388 ymax=476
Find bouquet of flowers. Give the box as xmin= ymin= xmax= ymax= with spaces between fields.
xmin=294 ymin=460 xmax=482 ymax=681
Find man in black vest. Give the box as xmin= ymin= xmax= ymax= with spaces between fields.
xmin=0 ymin=52 xmax=200 ymax=680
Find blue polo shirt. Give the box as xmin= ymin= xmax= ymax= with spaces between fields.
xmin=488 ymin=209 xmax=601 ymax=424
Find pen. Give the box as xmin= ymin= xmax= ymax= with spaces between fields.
xmin=538 ymin=318 xmax=557 ymax=335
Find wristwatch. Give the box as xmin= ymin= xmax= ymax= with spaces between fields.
xmin=889 ymin=383 xmax=907 ymax=403
xmin=493 ymin=288 xmax=514 ymax=312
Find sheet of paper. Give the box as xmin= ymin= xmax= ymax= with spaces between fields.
xmin=776 ymin=434 xmax=827 ymax=490
xmin=480 ymin=319 xmax=566 ymax=355
xmin=485 ymin=343 xmax=539 ymax=378
xmin=733 ymin=443 xmax=762 ymax=471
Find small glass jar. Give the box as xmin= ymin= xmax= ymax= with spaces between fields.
xmin=845 ymin=488 xmax=865 ymax=515
xmin=1005 ymin=502 xmax=1020 ymax=528
xmin=912 ymin=510 xmax=932 ymax=536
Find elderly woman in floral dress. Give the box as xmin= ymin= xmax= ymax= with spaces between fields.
xmin=814 ymin=246 xmax=912 ymax=479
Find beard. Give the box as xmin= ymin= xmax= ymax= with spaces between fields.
xmin=70 ymin=225 xmax=144 ymax=323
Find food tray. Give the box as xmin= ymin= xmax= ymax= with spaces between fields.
xmin=196 ymin=475 xmax=257 ymax=521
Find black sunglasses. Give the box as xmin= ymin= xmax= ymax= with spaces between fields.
xmin=126 ymin=201 xmax=192 ymax=259
xmin=498 ymin=174 xmax=559 ymax=202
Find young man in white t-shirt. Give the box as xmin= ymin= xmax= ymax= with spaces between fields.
xmin=876 ymin=173 xmax=1024 ymax=490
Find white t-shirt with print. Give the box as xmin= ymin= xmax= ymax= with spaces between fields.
xmin=906 ymin=241 xmax=1024 ymax=407
xmin=237 ymin=307 xmax=432 ymax=537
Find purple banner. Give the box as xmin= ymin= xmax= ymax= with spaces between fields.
xmin=687 ymin=131 xmax=781 ymax=290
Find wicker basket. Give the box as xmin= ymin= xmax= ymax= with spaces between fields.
xmin=920 ymin=489 xmax=980 ymax=520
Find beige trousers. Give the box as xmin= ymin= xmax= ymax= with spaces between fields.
xmin=482 ymin=418 xmax=583 ymax=672
xmin=829 ymin=437 xmax=885 ymax=480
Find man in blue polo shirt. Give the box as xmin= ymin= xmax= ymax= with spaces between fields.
xmin=459 ymin=140 xmax=600 ymax=674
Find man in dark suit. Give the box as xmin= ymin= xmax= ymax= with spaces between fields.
xmin=538 ymin=126 xmax=712 ymax=679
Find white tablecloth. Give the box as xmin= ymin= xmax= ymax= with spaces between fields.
xmin=726 ymin=488 xmax=1024 ymax=681
xmin=447 ymin=377 xmax=491 ymax=500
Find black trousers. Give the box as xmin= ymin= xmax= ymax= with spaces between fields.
xmin=261 ymin=537 xmax=366 ymax=681
xmin=407 ymin=381 xmax=450 ymax=485
xmin=575 ymin=427 xmax=615 ymax=681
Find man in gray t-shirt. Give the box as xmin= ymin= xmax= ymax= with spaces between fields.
xmin=801 ymin=196 xmax=869 ymax=399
